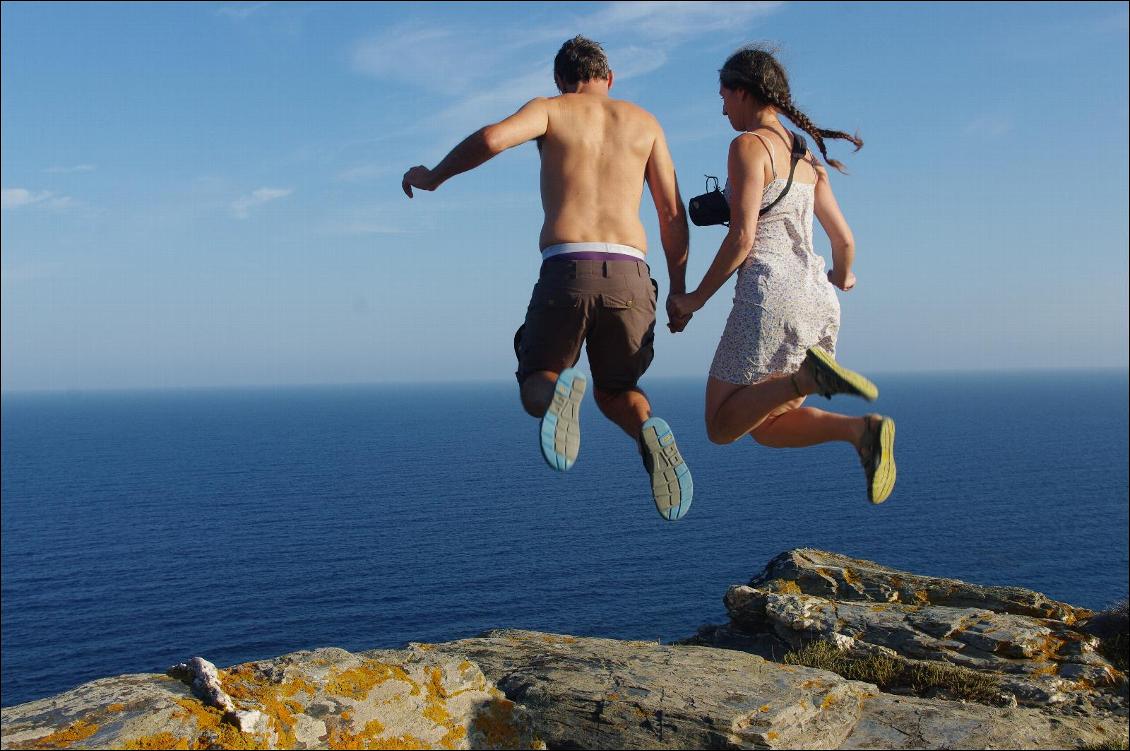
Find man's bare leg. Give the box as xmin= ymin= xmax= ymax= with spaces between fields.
xmin=593 ymin=387 xmax=652 ymax=440
xmin=519 ymin=370 xmax=558 ymax=418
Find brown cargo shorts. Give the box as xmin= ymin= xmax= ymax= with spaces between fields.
xmin=514 ymin=258 xmax=658 ymax=392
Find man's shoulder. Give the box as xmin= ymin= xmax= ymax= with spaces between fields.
xmin=609 ymin=97 xmax=659 ymax=123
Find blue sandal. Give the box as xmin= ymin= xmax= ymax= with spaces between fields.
xmin=540 ymin=369 xmax=586 ymax=471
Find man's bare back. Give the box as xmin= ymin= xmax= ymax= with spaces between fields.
xmin=402 ymin=78 xmax=684 ymax=263
xmin=536 ymin=93 xmax=662 ymax=252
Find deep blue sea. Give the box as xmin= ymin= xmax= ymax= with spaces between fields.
xmin=2 ymin=371 xmax=1128 ymax=708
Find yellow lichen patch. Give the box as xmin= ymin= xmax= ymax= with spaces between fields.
xmin=774 ymin=580 xmax=802 ymax=595
xmin=606 ymin=692 xmax=621 ymax=701
xmin=327 ymin=660 xmax=416 ymax=701
xmin=121 ymin=732 xmax=191 ymax=750
xmin=107 ymin=703 xmax=127 ymax=713
xmin=766 ymin=731 xmax=780 ymax=741
xmin=415 ymin=643 xmax=435 ymax=651
xmin=423 ymin=701 xmax=451 ymax=725
xmin=471 ymin=697 xmax=523 ymax=750
xmin=458 ymin=661 xmax=473 ymax=672
xmin=424 ymin=666 xmax=449 ymax=702
xmin=279 ymin=676 xmax=317 ymax=698
xmin=821 ymin=693 xmax=839 ymax=710
xmin=341 ymin=709 xmax=353 ymax=721
xmin=913 ymin=589 xmax=930 ymax=605
xmin=173 ymin=699 xmax=224 ymax=732
xmin=16 ymin=720 xmax=100 ymax=749
xmin=840 ymin=568 xmax=860 ymax=587
xmin=759 ymin=704 xmax=771 ymax=712
xmin=439 ymin=724 xmax=468 ymax=749
xmin=360 ymin=735 xmax=432 ymax=750
xmin=326 ymin=717 xmax=387 ymax=750
xmin=213 ymin=723 xmax=273 ymax=751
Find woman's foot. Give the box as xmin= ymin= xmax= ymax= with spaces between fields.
xmin=857 ymin=414 xmax=896 ymax=504
xmin=799 ymin=347 xmax=879 ymax=401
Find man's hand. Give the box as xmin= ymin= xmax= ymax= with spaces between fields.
xmin=667 ymin=292 xmax=702 ymax=333
xmin=402 ymin=166 xmax=438 ymax=198
xmin=827 ymin=268 xmax=856 ymax=291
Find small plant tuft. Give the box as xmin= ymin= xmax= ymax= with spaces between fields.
xmin=783 ymin=639 xmax=1001 ymax=704
xmin=1094 ymin=598 xmax=1129 ymax=674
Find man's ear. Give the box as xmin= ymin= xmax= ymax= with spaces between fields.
xmin=607 ymin=70 xmax=614 ymax=91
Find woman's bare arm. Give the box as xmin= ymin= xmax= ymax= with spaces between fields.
xmin=811 ymin=159 xmax=857 ymax=291
xmin=670 ymin=134 xmax=768 ymax=319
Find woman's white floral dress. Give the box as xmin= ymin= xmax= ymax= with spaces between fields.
xmin=709 ymin=156 xmax=840 ymax=385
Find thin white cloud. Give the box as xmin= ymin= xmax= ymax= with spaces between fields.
xmin=349 ymin=2 xmax=783 ymax=152
xmin=588 ymin=1 xmax=783 ymax=40
xmin=337 ymin=163 xmax=394 ymax=183
xmin=963 ymin=113 xmax=1013 ymax=138
xmin=216 ymin=2 xmax=271 ymax=20
xmin=1 ymin=188 xmax=67 ymax=210
xmin=230 ymin=187 xmax=293 ymax=219
xmin=325 ymin=221 xmax=410 ymax=236
xmin=350 ymin=23 xmax=525 ymax=97
xmin=45 ymin=164 xmax=96 ymax=174
xmin=1 ymin=261 xmax=62 ymax=284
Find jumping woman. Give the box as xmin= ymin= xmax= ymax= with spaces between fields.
xmin=669 ymin=46 xmax=896 ymax=504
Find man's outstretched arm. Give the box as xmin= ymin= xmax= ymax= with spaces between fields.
xmin=402 ymin=98 xmax=550 ymax=197
xmin=643 ymin=125 xmax=690 ymax=331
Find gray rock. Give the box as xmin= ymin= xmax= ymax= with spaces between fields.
xmin=715 ymin=549 xmax=1127 ymax=711
xmin=417 ymin=629 xmax=875 ymax=750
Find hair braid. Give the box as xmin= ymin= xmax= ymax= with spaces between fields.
xmin=719 ymin=45 xmax=862 ymax=174
xmin=763 ymin=89 xmax=861 ymax=174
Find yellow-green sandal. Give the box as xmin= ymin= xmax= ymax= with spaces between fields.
xmin=862 ymin=414 xmax=896 ymax=504
xmin=804 ymin=346 xmax=879 ymax=401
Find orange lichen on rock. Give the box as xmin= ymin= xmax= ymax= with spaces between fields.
xmin=439 ymin=724 xmax=468 ymax=749
xmin=327 ymin=661 xmax=417 ymax=701
xmin=326 ymin=717 xmax=388 ymax=750
xmin=121 ymin=732 xmax=191 ymax=750
xmin=173 ymin=699 xmax=224 ymax=732
xmin=471 ymin=697 xmax=525 ymax=750
xmin=106 ymin=703 xmax=127 ymax=713
xmin=14 ymin=720 xmax=100 ymax=749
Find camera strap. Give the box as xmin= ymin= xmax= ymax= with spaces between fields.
xmin=758 ymin=130 xmax=809 ymax=216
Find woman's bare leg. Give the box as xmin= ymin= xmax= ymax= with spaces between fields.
xmin=750 ymin=405 xmax=867 ymax=449
xmin=705 ymin=366 xmax=821 ymax=444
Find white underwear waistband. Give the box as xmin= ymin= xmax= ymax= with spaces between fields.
xmin=541 ymin=242 xmax=646 ymax=261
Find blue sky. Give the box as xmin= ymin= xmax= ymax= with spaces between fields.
xmin=2 ymin=1 xmax=1127 ymax=391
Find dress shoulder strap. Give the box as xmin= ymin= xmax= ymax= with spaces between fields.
xmin=746 ymin=132 xmax=778 ymax=179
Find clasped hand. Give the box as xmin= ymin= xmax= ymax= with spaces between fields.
xmin=402 ymin=166 xmax=438 ymax=198
xmin=666 ymin=292 xmax=702 ymax=333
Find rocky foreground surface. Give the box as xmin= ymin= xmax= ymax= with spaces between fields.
xmin=2 ymin=549 xmax=1127 ymax=750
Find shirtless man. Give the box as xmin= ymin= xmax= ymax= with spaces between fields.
xmin=402 ymin=36 xmax=693 ymax=521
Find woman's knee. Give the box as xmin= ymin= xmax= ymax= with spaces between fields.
xmin=705 ymin=414 xmax=737 ymax=445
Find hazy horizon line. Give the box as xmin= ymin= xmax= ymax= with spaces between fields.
xmin=2 ymin=365 xmax=1127 ymax=397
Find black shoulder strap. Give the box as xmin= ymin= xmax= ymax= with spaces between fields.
xmin=759 ymin=131 xmax=808 ymax=217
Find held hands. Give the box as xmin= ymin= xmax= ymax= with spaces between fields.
xmin=827 ymin=268 xmax=856 ymax=291
xmin=666 ymin=292 xmax=703 ymax=333
xmin=401 ymin=166 xmax=438 ymax=198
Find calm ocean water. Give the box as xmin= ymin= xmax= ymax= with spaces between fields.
xmin=2 ymin=371 xmax=1128 ymax=707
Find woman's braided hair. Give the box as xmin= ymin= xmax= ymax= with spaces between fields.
xmin=719 ymin=45 xmax=862 ymax=173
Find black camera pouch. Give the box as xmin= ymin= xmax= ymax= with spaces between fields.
xmin=688 ymin=131 xmax=809 ymax=227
